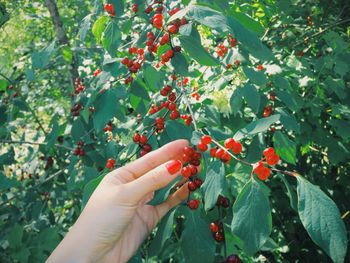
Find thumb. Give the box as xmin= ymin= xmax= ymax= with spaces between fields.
xmin=125 ymin=160 xmax=182 ymax=202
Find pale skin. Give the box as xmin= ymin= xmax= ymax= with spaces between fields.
xmin=47 ymin=139 xmax=190 ymax=263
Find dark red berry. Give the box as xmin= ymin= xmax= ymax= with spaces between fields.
xmin=188 ymin=181 xmax=197 ymax=191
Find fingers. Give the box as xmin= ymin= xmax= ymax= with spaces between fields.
xmin=117 ymin=139 xmax=188 ymax=182
xmin=126 ymin=159 xmax=183 ymax=202
xmin=155 ymin=183 xmax=190 ymax=219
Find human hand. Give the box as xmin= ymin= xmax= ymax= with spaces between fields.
xmin=47 ymin=139 xmax=190 ymax=263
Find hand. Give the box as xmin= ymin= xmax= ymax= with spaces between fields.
xmin=47 ymin=139 xmax=190 ymax=263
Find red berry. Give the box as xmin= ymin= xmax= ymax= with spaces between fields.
xmin=132 ymin=3 xmax=138 ymax=13
xmin=224 ymin=138 xmax=235 ymax=149
xmin=106 ymin=158 xmax=116 ymax=169
xmin=210 ymin=222 xmax=220 ymax=233
xmin=189 ymin=165 xmax=198 ymax=176
xmin=168 ymin=92 xmax=176 ymax=102
xmin=194 ymin=178 xmax=203 ymax=187
xmin=201 ymin=135 xmax=212 ymax=145
xmin=263 ymin=147 xmax=275 ymax=157
xmin=210 ymin=147 xmax=217 ymax=158
xmin=266 ymin=153 xmax=280 ymax=166
xmin=168 ymin=102 xmax=176 ymax=111
xmin=142 ymin=143 xmax=152 ymax=152
xmin=182 ymin=154 xmax=190 ymax=163
xmin=197 ymin=142 xmax=208 ymax=152
xmin=139 ymin=134 xmax=148 ymax=145
xmin=152 ymin=14 xmax=163 ymax=29
xmin=181 ymin=166 xmax=192 ymax=178
xmin=145 ymin=5 xmax=152 ymax=14
xmin=170 ymin=110 xmax=180 ymax=120
xmin=133 ymin=132 xmax=140 ymax=143
xmin=192 ymin=151 xmax=201 ymax=160
xmin=187 ymin=199 xmax=200 ymax=210
xmin=253 ymin=162 xmax=271 ymax=181
xmin=140 ymin=150 xmax=148 ymax=157
xmin=156 ymin=117 xmax=164 ymax=124
xmin=215 ymin=148 xmax=225 ymax=159
xmin=257 ymin=64 xmax=264 ymax=71
xmin=168 ymin=25 xmax=179 ymax=34
xmin=220 ymin=152 xmax=231 ymax=163
xmin=231 ymin=141 xmax=243 ymax=154
xmin=214 ymin=232 xmax=224 ymax=242
xmin=183 ymin=146 xmax=194 ymax=157
xmin=190 ymin=159 xmax=200 ymax=166
xmin=188 ymin=181 xmax=197 ymax=191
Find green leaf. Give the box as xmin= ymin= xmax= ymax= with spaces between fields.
xmin=92 ymin=15 xmax=109 ymax=43
xmin=278 ymin=109 xmax=300 ymax=133
xmin=202 ymin=160 xmax=226 ymax=211
xmin=31 ymin=41 xmax=56 ymax=69
xmin=230 ymin=88 xmax=243 ymax=116
xmin=296 ymin=177 xmax=347 ymax=263
xmin=171 ymin=52 xmax=189 ymax=75
xmin=0 ymin=172 xmax=20 ymax=190
xmin=0 ymin=147 xmax=15 ymax=166
xmin=38 ymin=227 xmax=60 ymax=252
xmin=143 ymin=65 xmax=163 ymax=91
xmin=234 ymin=114 xmax=280 ymax=140
xmin=241 ymin=83 xmax=260 ymax=112
xmin=227 ymin=17 xmax=274 ymax=61
xmin=102 ymin=20 xmax=121 ymax=55
xmin=181 ymin=209 xmax=216 ymax=263
xmin=82 ymin=174 xmax=105 ymax=208
xmin=231 ymin=179 xmax=272 ymax=255
xmin=0 ymin=79 xmax=8 ymax=91
xmin=275 ymin=90 xmax=300 ymax=111
xmin=5 ymin=224 xmax=23 ymax=249
xmin=273 ymin=131 xmax=296 ymax=165
xmin=79 ymin=14 xmax=92 ymax=41
xmin=165 ymin=120 xmax=192 ymax=141
xmin=243 ymin=66 xmax=268 ymax=86
xmin=187 ymin=5 xmax=228 ymax=32
xmin=149 ymin=209 xmax=176 ymax=256
xmin=227 ymin=11 xmax=265 ymax=36
xmin=179 ymin=35 xmax=220 ymax=66
xmin=277 ymin=173 xmax=297 ymax=211
xmin=93 ymin=89 xmax=120 ymax=131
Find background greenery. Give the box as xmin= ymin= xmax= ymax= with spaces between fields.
xmin=0 ymin=0 xmax=349 ymax=262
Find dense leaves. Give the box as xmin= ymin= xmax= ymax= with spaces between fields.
xmin=0 ymin=0 xmax=349 ymax=262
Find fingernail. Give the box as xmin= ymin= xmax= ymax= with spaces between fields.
xmin=166 ymin=160 xmax=182 ymax=175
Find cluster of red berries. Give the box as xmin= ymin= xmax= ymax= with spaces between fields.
xmin=229 ymin=35 xmax=238 ymax=48
xmin=74 ymin=77 xmax=85 ymax=94
xmin=103 ymin=121 xmax=113 ymax=132
xmin=71 ymin=103 xmax=83 ymax=116
xmin=253 ymin=147 xmax=280 ymax=181
xmin=181 ymin=146 xmax=201 ymax=177
xmin=145 ymin=31 xmax=158 ymax=54
xmin=105 ymin=158 xmax=116 ymax=169
xmin=210 ymin=221 xmax=225 ymax=242
xmin=191 ymin=92 xmax=200 ymax=101
xmin=151 ymin=13 xmax=163 ymax=29
xmin=133 ymin=132 xmax=153 ymax=157
xmin=73 ymin=141 xmax=85 ymax=156
xmin=154 ymin=117 xmax=165 ymax=133
xmin=226 ymin=59 xmax=241 ymax=70
xmin=93 ymin=68 xmax=102 ymax=77
xmin=166 ymin=10 xmax=187 ymax=34
xmin=196 ymin=135 xmax=243 ymax=164
xmin=217 ymin=43 xmax=229 ymax=57
xmin=121 ymin=48 xmax=144 ymax=84
xmin=104 ymin=3 xmax=115 ymax=16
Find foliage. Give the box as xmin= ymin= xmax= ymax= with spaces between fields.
xmin=0 ymin=0 xmax=349 ymax=262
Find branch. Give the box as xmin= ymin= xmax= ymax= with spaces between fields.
xmin=44 ymin=0 xmax=79 ymax=83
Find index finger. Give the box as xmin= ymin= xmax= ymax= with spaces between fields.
xmin=114 ymin=139 xmax=188 ymax=182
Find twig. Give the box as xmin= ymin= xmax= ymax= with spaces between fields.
xmin=180 ymin=78 xmax=198 ymax=131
